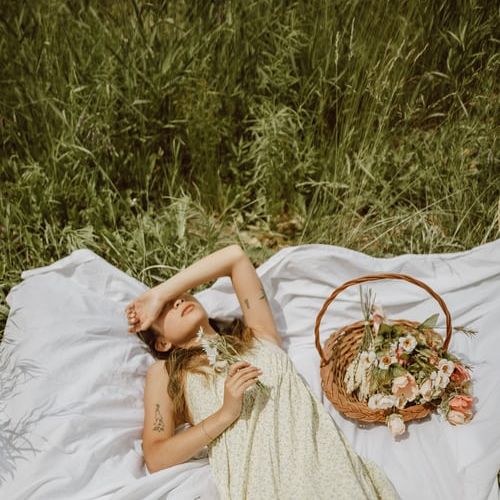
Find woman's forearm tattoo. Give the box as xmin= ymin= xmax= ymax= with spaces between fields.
xmin=153 ymin=403 xmax=165 ymax=432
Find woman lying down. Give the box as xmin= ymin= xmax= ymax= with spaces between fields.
xmin=125 ymin=244 xmax=401 ymax=500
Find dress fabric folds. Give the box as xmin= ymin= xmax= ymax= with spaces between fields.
xmin=185 ymin=336 xmax=402 ymax=500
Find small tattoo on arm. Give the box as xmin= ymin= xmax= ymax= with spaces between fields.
xmin=244 ymin=298 xmax=250 ymax=309
xmin=259 ymin=286 xmax=268 ymax=302
xmin=153 ymin=403 xmax=165 ymax=432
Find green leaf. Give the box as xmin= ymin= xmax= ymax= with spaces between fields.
xmin=417 ymin=313 xmax=439 ymax=330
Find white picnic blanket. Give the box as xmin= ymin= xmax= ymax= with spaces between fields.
xmin=1 ymin=241 xmax=499 ymax=500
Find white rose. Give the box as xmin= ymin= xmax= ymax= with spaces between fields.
xmin=447 ymin=410 xmax=466 ymax=425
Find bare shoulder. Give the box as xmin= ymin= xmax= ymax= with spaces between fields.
xmin=147 ymin=360 xmax=168 ymax=378
xmin=252 ymin=331 xmax=284 ymax=350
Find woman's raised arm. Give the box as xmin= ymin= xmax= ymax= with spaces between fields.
xmin=126 ymin=244 xmax=245 ymax=333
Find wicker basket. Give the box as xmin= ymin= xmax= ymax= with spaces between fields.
xmin=314 ymin=273 xmax=453 ymax=424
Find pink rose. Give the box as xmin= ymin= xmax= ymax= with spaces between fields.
xmin=447 ymin=395 xmax=474 ymax=425
xmin=450 ymin=364 xmax=471 ymax=384
xmin=448 ymin=394 xmax=473 ymax=413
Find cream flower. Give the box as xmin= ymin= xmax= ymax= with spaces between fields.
xmin=392 ymin=373 xmax=419 ymax=402
xmin=419 ymin=378 xmax=434 ymax=402
xmin=368 ymin=393 xmax=397 ymax=410
xmin=197 ymin=327 xmax=218 ymax=365
xmin=386 ymin=413 xmax=406 ymax=437
xmin=430 ymin=370 xmax=450 ymax=389
xmin=437 ymin=358 xmax=455 ymax=376
xmin=378 ymin=353 xmax=396 ymax=370
xmin=447 ymin=410 xmax=468 ymax=425
xmin=398 ymin=334 xmax=417 ymax=353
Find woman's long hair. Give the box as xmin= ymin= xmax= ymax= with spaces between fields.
xmin=137 ymin=317 xmax=256 ymax=426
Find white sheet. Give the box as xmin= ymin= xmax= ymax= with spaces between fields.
xmin=1 ymin=241 xmax=499 ymax=500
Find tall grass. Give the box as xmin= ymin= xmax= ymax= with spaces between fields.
xmin=1 ymin=0 xmax=498 ymax=341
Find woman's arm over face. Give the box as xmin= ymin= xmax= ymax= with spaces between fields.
xmin=126 ymin=244 xmax=247 ymax=333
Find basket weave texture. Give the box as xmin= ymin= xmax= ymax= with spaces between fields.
xmin=314 ymin=273 xmax=453 ymax=424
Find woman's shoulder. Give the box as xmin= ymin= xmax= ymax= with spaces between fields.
xmin=147 ymin=360 xmax=167 ymax=378
xmin=252 ymin=334 xmax=284 ymax=350
xmin=251 ymin=335 xmax=287 ymax=358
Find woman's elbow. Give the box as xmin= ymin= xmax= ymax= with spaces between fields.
xmin=143 ymin=441 xmax=170 ymax=474
xmin=227 ymin=243 xmax=245 ymax=258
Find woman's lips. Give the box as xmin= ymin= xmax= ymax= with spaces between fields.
xmin=181 ymin=304 xmax=194 ymax=316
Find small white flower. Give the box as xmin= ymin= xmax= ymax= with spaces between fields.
xmin=437 ymin=358 xmax=455 ymax=376
xmin=206 ymin=347 xmax=218 ymax=365
xmin=196 ymin=326 xmax=219 ymax=366
xmin=378 ymin=353 xmax=394 ymax=370
xmin=433 ymin=370 xmax=450 ymax=389
xmin=368 ymin=393 xmax=383 ymax=409
xmin=419 ymin=379 xmax=434 ymax=402
xmin=368 ymin=393 xmax=397 ymax=409
xmin=398 ymin=334 xmax=417 ymax=353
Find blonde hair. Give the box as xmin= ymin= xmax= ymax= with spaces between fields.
xmin=137 ymin=317 xmax=256 ymax=425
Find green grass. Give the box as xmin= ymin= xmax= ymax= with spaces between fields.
xmin=1 ymin=0 xmax=499 ymax=344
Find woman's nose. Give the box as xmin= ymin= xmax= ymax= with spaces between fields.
xmin=173 ymin=297 xmax=185 ymax=309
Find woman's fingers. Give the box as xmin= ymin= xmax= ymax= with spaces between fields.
xmin=228 ymin=361 xmax=250 ymax=377
xmin=125 ymin=303 xmax=141 ymax=334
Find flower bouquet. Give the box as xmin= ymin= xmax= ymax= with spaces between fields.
xmin=343 ymin=287 xmax=475 ymax=437
xmin=196 ymin=326 xmax=272 ymax=398
xmin=313 ymin=273 xmax=476 ymax=438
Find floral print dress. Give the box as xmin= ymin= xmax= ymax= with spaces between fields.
xmin=184 ymin=336 xmax=401 ymax=500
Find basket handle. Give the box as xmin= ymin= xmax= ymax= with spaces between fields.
xmin=313 ymin=273 xmax=453 ymax=366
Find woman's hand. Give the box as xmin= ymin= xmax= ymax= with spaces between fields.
xmin=125 ymin=290 xmax=167 ymax=334
xmin=219 ymin=361 xmax=263 ymax=423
